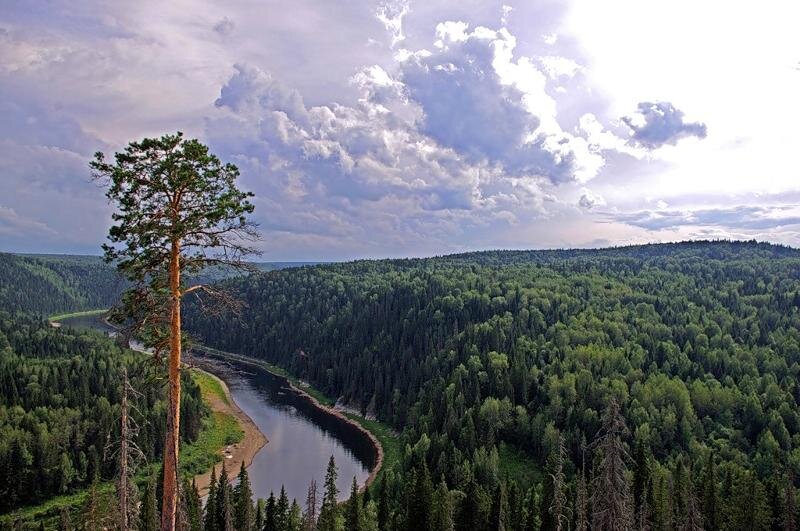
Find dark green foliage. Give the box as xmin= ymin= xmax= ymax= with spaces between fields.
xmin=234 ymin=462 xmax=255 ymax=531
xmin=346 ymin=477 xmax=361 ymax=531
xmin=263 ymin=492 xmax=277 ymax=531
xmin=318 ymin=456 xmax=339 ymax=531
xmin=205 ymin=467 xmax=219 ymax=531
xmin=0 ymin=253 xmax=123 ymax=316
xmin=183 ymin=240 xmax=800 ymax=529
xmin=139 ymin=474 xmax=159 ymax=531
xmin=277 ymin=486 xmax=290 ymax=531
xmin=184 ymin=479 xmax=203 ymax=531
xmin=0 ymin=312 xmax=205 ymax=513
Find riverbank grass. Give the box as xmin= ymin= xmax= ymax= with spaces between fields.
xmin=48 ymin=308 xmax=109 ymax=321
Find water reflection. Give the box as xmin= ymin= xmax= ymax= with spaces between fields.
xmin=58 ymin=314 xmax=372 ymax=504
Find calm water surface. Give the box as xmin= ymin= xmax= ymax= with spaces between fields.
xmin=59 ymin=314 xmax=372 ymax=504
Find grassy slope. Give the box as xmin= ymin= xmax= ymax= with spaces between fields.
xmin=48 ymin=308 xmax=109 ymax=321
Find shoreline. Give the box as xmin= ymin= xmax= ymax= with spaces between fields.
xmin=191 ymin=368 xmax=268 ymax=496
xmin=192 ymin=347 xmax=385 ymax=492
xmin=51 ymin=311 xmax=269 ymax=496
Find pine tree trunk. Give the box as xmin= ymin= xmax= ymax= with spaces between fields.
xmin=120 ymin=368 xmax=129 ymax=531
xmin=161 ymin=239 xmax=182 ymax=531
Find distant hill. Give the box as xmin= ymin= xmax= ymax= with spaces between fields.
xmin=0 ymin=253 xmax=124 ymax=315
xmin=0 ymin=253 xmax=321 ymax=315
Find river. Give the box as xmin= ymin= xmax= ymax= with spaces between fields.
xmin=58 ymin=313 xmax=373 ymax=505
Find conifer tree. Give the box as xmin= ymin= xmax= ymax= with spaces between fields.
xmin=377 ymin=478 xmax=389 ymax=531
xmin=431 ymin=479 xmax=454 ymax=531
xmin=362 ymin=500 xmax=380 ymax=531
xmin=701 ymin=453 xmax=719 ymax=531
xmin=633 ymin=439 xmax=650 ymax=522
xmin=507 ymin=481 xmax=524 ymax=531
xmin=680 ymin=464 xmax=703 ymax=531
xmin=318 ymin=456 xmax=340 ymax=531
xmin=234 ymin=462 xmax=254 ymax=531
xmin=456 ymin=478 xmax=486 ymax=531
xmin=264 ymin=492 xmax=278 ymax=531
xmin=140 ymin=474 xmax=160 ymax=531
xmin=255 ymin=499 xmax=265 ymax=531
xmin=303 ymin=479 xmax=318 ymax=531
xmin=184 ymin=479 xmax=202 ymax=531
xmin=590 ymin=399 xmax=633 ymax=531
xmin=205 ymin=467 xmax=219 ymax=531
xmin=785 ymin=472 xmax=797 ymax=531
xmin=346 ymin=477 xmax=362 ymax=531
xmin=217 ymin=466 xmax=234 ymax=531
xmin=289 ymin=500 xmax=303 ymax=531
xmin=277 ymin=485 xmax=291 ymax=530
xmin=490 ymin=482 xmax=507 ymax=531
xmin=92 ymin=132 xmax=258 ymax=530
xmin=543 ymin=434 xmax=569 ymax=531
xmin=407 ymin=465 xmax=434 ymax=531
xmin=523 ymin=487 xmax=539 ymax=531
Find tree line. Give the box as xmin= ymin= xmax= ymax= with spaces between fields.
xmin=183 ymin=240 xmax=800 ymax=529
xmin=0 ymin=312 xmax=206 ymax=514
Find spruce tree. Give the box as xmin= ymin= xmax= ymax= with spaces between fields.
xmin=289 ymin=500 xmax=303 ymax=531
xmin=264 ymin=492 xmax=278 ymax=531
xmin=785 ymin=472 xmax=797 ymax=531
xmin=218 ymin=466 xmax=234 ymax=531
xmin=523 ymin=487 xmax=538 ymax=531
xmin=204 ymin=467 xmax=218 ymax=531
xmin=377 ymin=478 xmax=389 ymax=531
xmin=58 ymin=507 xmax=72 ymax=531
xmin=303 ymin=479 xmax=318 ymax=531
xmin=543 ymin=435 xmax=569 ymax=531
xmin=407 ymin=465 xmax=434 ymax=531
xmin=701 ymin=453 xmax=719 ymax=531
xmin=255 ymin=499 xmax=265 ymax=531
xmin=431 ymin=479 xmax=454 ymax=531
xmin=456 ymin=478 xmax=486 ymax=531
xmin=318 ymin=456 xmax=340 ymax=531
xmin=277 ymin=485 xmax=291 ymax=530
xmin=140 ymin=474 xmax=160 ymax=531
xmin=234 ymin=462 xmax=254 ymax=531
xmin=507 ymin=481 xmax=524 ymax=531
xmin=184 ymin=479 xmax=202 ymax=531
xmin=346 ymin=477 xmax=362 ymax=531
xmin=489 ymin=483 xmax=507 ymax=531
xmin=590 ymin=399 xmax=633 ymax=531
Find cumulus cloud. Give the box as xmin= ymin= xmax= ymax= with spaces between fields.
xmin=622 ymin=101 xmax=707 ymax=148
xmin=207 ymin=61 xmax=554 ymax=255
xmin=578 ymin=188 xmax=605 ymax=209
xmin=400 ymin=22 xmax=604 ymax=183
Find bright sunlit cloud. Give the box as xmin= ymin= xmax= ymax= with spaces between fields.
xmin=1 ymin=0 xmax=799 ymax=258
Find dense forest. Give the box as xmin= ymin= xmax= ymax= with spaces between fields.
xmin=180 ymin=240 xmax=800 ymax=530
xmin=0 ymin=254 xmax=124 ymax=316
xmin=0 ymin=311 xmax=207 ymax=516
xmin=4 ymin=240 xmax=800 ymax=529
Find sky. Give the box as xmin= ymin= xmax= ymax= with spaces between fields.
xmin=1 ymin=1 xmax=800 ymax=260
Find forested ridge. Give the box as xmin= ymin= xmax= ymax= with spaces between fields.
xmin=181 ymin=240 xmax=800 ymax=530
xmin=0 ymin=254 xmax=123 ymax=316
xmin=0 ymin=311 xmax=206 ymax=516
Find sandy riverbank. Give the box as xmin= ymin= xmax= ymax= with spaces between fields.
xmin=191 ymin=369 xmax=268 ymax=496
xmin=193 ymin=347 xmax=385 ymax=492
